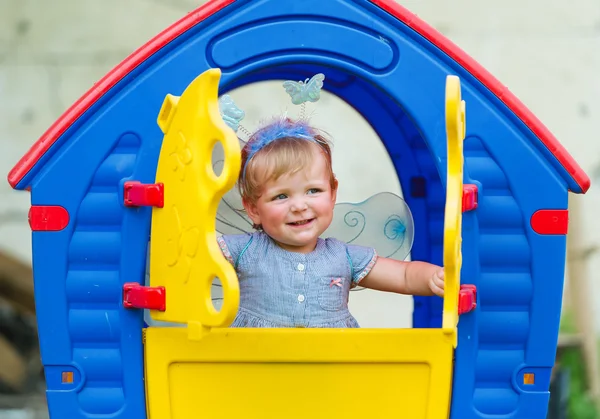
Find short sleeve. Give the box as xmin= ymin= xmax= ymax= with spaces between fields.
xmin=346 ymin=244 xmax=378 ymax=285
xmin=217 ymin=233 xmax=253 ymax=268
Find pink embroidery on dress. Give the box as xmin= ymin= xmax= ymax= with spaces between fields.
xmin=330 ymin=278 xmax=343 ymax=287
xmin=217 ymin=236 xmax=234 ymax=265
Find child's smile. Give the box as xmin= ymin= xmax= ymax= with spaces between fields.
xmin=287 ymin=218 xmax=315 ymax=227
xmin=243 ymin=144 xmax=337 ymax=254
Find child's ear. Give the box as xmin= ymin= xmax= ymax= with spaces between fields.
xmin=331 ymin=177 xmax=339 ymax=203
xmin=242 ymin=197 xmax=261 ymax=225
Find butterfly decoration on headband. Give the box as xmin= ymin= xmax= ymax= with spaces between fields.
xmin=211 ymin=73 xmax=414 ymax=298
xmin=218 ymin=95 xmax=245 ymax=133
xmin=283 ymin=73 xmax=325 ymax=105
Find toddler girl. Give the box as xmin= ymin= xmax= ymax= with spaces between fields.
xmin=217 ymin=117 xmax=444 ymax=328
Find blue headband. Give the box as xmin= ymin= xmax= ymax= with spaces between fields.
xmin=218 ymin=73 xmax=326 ymax=181
xmin=242 ymin=118 xmax=319 ymax=180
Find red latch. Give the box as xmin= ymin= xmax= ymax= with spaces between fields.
xmin=123 ymin=181 xmax=164 ymax=208
xmin=123 ymin=282 xmax=166 ymax=311
xmin=29 ymin=205 xmax=70 ymax=231
xmin=458 ymin=284 xmax=477 ymax=315
xmin=530 ymin=209 xmax=568 ymax=235
xmin=462 ymin=184 xmax=478 ymax=212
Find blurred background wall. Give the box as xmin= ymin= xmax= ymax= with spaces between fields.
xmin=0 ymin=0 xmax=598 ymax=416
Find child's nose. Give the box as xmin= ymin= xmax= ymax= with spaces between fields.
xmin=290 ymin=197 xmax=308 ymax=211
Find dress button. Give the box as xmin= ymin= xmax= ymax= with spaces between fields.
xmin=297 ymin=263 xmax=305 ymax=271
xmin=297 ymin=294 xmax=305 ymax=302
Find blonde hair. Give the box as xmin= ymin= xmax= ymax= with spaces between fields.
xmin=239 ymin=135 xmax=336 ymax=203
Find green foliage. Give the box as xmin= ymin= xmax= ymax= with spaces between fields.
xmin=558 ymin=312 xmax=599 ymax=419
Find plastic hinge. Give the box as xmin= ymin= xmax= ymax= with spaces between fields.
xmin=458 ymin=284 xmax=477 ymax=315
xmin=462 ymin=184 xmax=478 ymax=212
xmin=123 ymin=282 xmax=166 ymax=311
xmin=123 ymin=181 xmax=164 ymax=208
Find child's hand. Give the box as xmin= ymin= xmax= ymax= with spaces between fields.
xmin=429 ymin=269 xmax=445 ymax=297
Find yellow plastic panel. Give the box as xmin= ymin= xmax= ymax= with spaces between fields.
xmin=442 ymin=75 xmax=466 ymax=347
xmin=149 ymin=68 xmax=241 ymax=337
xmin=145 ymin=327 xmax=454 ymax=419
xmin=143 ymin=73 xmax=461 ymax=419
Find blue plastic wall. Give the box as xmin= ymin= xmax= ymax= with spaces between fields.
xmin=23 ymin=0 xmax=570 ymax=418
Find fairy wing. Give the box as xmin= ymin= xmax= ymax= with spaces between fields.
xmin=216 ymin=183 xmax=253 ymax=235
xmin=323 ymin=192 xmax=414 ymax=291
xmin=323 ymin=192 xmax=414 ymax=261
xmin=213 ymin=137 xmax=254 ymax=235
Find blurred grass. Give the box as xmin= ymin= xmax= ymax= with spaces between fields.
xmin=559 ymin=311 xmax=599 ymax=419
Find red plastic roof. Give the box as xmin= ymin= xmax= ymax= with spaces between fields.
xmin=8 ymin=0 xmax=590 ymax=193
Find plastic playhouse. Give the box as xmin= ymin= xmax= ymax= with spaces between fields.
xmin=7 ymin=0 xmax=591 ymax=418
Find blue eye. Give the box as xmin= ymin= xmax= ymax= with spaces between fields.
xmin=307 ymin=188 xmax=321 ymax=195
xmin=273 ymin=194 xmax=287 ymax=200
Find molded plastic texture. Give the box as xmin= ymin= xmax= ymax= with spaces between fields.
xmin=122 ymin=283 xmax=166 ymax=311
xmin=123 ymin=181 xmax=164 ymax=208
xmin=149 ymin=69 xmax=241 ymax=338
xmin=442 ymin=75 xmax=466 ymax=347
xmin=531 ymin=209 xmax=569 ymax=235
xmin=11 ymin=1 xmax=578 ymax=418
xmin=29 ymin=205 xmax=69 ymax=231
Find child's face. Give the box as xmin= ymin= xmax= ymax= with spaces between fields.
xmin=243 ymin=147 xmax=337 ymax=253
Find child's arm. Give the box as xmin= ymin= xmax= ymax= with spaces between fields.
xmin=359 ymin=257 xmax=445 ymax=297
